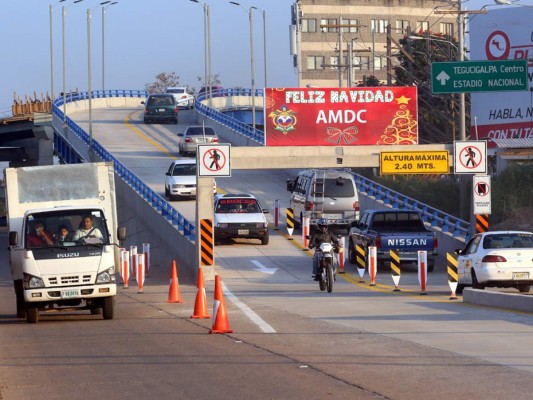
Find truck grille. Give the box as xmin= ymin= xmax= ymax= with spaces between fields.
xmin=47 ymin=274 xmax=93 ymax=286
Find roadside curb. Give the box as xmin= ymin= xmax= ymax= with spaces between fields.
xmin=463 ymin=288 xmax=533 ymax=313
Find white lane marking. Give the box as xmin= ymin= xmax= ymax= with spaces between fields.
xmin=222 ymin=282 xmax=276 ymax=333
xmin=251 ymin=260 xmax=278 ymax=274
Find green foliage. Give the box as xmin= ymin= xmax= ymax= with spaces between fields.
xmin=368 ymin=165 xmax=533 ymax=225
xmin=491 ymin=164 xmax=533 ymax=222
xmin=372 ymin=174 xmax=460 ymax=217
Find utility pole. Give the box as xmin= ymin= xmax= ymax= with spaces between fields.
xmin=319 ymin=21 xmax=366 ymax=87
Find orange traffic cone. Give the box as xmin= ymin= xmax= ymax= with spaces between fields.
xmin=209 ymin=275 xmax=233 ymax=334
xmin=191 ymin=267 xmax=210 ymax=319
xmin=167 ymin=260 xmax=183 ymax=303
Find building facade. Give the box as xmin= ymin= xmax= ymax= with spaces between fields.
xmin=290 ymin=0 xmax=458 ymax=87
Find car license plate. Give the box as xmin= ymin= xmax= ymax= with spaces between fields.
xmin=61 ymin=289 xmax=79 ymax=299
xmin=238 ymin=229 xmax=249 ymax=235
xmin=157 ymin=108 xmax=165 ymax=112
xmin=327 ymin=214 xmax=341 ymax=220
xmin=512 ymin=272 xmax=529 ymax=280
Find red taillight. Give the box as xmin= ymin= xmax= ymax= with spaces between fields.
xmin=305 ymin=201 xmax=313 ymax=211
xmin=180 ymin=95 xmax=187 ymax=100
xmin=482 ymin=255 xmax=507 ymax=263
xmin=174 ymin=106 xmax=179 ymax=112
xmin=185 ymin=138 xmax=193 ymax=143
xmin=353 ymin=201 xmax=359 ymax=211
xmin=433 ymin=236 xmax=438 ymax=250
xmin=145 ymin=108 xmax=149 ymax=113
xmin=212 ymin=137 xmax=219 ymax=143
xmin=375 ymin=236 xmax=381 ymax=249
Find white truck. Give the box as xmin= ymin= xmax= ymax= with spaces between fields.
xmin=4 ymin=162 xmax=126 ymax=323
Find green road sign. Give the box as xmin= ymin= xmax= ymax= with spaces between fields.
xmin=431 ymin=59 xmax=528 ymax=94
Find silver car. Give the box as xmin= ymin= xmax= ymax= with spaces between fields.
xmin=164 ymin=159 xmax=216 ymax=200
xmin=177 ymin=126 xmax=219 ymax=156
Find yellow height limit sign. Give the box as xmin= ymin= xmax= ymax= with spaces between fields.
xmin=380 ymin=151 xmax=449 ymax=175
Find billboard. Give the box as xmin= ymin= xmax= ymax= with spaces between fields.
xmin=264 ymin=87 xmax=418 ymax=146
xmin=469 ymin=8 xmax=533 ymax=147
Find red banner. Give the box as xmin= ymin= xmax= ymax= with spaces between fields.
xmin=264 ymin=87 xmax=418 ymax=146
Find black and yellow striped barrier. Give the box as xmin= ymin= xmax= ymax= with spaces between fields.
xmin=200 ymin=219 xmax=214 ymax=266
xmin=286 ymin=208 xmax=294 ymax=240
xmin=476 ymin=214 xmax=489 ymax=234
xmin=355 ymin=244 xmax=366 ymax=282
xmin=390 ymin=249 xmax=401 ymax=291
xmin=447 ymin=252 xmax=459 ymax=300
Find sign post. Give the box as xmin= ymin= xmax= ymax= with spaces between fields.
xmin=196 ymin=144 xmax=232 ymax=280
xmin=431 ymin=60 xmax=528 ymax=94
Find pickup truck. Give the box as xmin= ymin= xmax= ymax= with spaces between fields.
xmin=347 ymin=209 xmax=438 ymax=272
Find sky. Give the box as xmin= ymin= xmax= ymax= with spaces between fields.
xmin=0 ymin=0 xmax=296 ymax=115
xmin=0 ymin=0 xmax=530 ymax=116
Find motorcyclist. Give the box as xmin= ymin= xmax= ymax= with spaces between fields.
xmin=309 ymin=218 xmax=340 ymax=280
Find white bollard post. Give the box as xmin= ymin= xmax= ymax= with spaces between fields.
xmin=143 ymin=243 xmax=150 ymax=277
xmin=368 ymin=246 xmax=377 ymax=286
xmin=418 ymin=250 xmax=428 ymax=295
xmin=303 ymin=217 xmax=310 ymax=250
xmin=130 ymin=245 xmax=137 ymax=281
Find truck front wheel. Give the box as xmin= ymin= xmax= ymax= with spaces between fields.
xmin=26 ymin=307 xmax=39 ymax=323
xmin=14 ymin=280 xmax=26 ymax=318
xmin=102 ymin=297 xmax=115 ymax=320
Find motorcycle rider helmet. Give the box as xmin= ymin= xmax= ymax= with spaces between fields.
xmin=317 ymin=218 xmax=329 ymax=233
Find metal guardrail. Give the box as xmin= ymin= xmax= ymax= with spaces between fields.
xmin=52 ymin=89 xmax=470 ymax=242
xmin=51 ymin=90 xmax=196 ymax=241
xmin=352 ymin=173 xmax=470 ymax=239
xmin=195 ymin=88 xmax=264 ymax=144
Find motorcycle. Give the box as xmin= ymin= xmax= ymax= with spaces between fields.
xmin=315 ymin=241 xmax=336 ymax=293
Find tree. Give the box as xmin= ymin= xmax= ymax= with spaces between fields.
xmin=392 ymin=32 xmax=470 ymax=144
xmin=145 ymin=72 xmax=181 ymax=94
xmin=197 ymin=73 xmax=222 ymax=87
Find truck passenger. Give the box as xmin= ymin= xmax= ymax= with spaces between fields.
xmin=27 ymin=221 xmax=54 ymax=247
xmin=73 ymin=215 xmax=104 ymax=242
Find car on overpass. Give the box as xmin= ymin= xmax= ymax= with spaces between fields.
xmin=141 ymin=93 xmax=179 ymax=124
xmin=164 ymin=159 xmax=216 ymax=200
xmin=177 ymin=125 xmax=219 ymax=157
xmin=165 ymin=86 xmax=194 ymax=109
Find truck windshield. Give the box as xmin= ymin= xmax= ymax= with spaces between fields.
xmin=25 ymin=209 xmax=110 ymax=248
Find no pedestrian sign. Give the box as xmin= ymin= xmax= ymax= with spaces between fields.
xmin=198 ymin=144 xmax=231 ymax=177
xmin=454 ymin=141 xmax=487 ymax=174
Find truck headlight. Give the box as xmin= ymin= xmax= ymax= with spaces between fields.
xmin=23 ymin=273 xmax=44 ymax=289
xmin=96 ymin=267 xmax=116 ymax=284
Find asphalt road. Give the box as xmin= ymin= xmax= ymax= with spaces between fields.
xmin=1 ymin=108 xmax=532 ymax=399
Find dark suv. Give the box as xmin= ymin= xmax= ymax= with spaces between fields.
xmin=141 ymin=94 xmax=178 ymax=124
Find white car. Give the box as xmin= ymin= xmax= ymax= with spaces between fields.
xmin=165 ymin=87 xmax=194 ymax=109
xmin=456 ymin=231 xmax=533 ymax=293
xmin=214 ymin=194 xmax=269 ymax=245
xmin=164 ymin=159 xmax=216 ymax=200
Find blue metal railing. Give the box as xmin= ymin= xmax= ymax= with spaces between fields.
xmin=52 ymin=89 xmax=470 ymax=242
xmin=353 ymin=173 xmax=469 ymax=239
xmin=195 ymin=88 xmax=264 ymax=144
xmin=52 ymin=90 xmax=196 ymax=241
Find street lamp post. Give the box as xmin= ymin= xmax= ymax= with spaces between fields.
xmin=190 ymin=0 xmax=211 ymax=107
xmin=50 ymin=1 xmax=67 ymax=102
xmin=102 ymin=1 xmax=118 ymax=91
xmin=87 ymin=1 xmax=111 ymax=159
xmin=230 ymin=2 xmax=256 ymax=130
xmin=253 ymin=7 xmax=267 ymax=89
xmin=62 ymin=0 xmax=84 ymax=126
